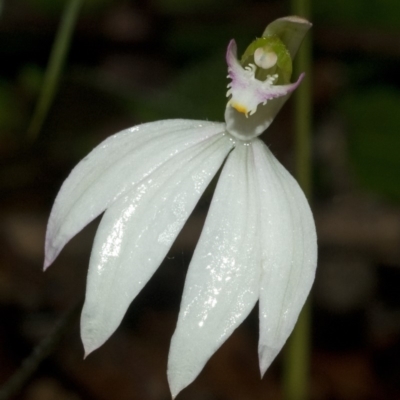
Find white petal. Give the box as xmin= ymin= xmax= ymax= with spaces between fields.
xmin=81 ymin=132 xmax=233 ymax=355
xmin=168 ymin=143 xmax=261 ymax=398
xmin=259 ymin=73 xmax=304 ymax=102
xmin=251 ymin=139 xmax=317 ymax=375
xmin=44 ymin=119 xmax=226 ymax=269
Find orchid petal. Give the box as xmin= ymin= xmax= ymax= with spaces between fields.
xmin=168 ymin=143 xmax=261 ymax=398
xmin=44 ymin=120 xmax=226 ymax=269
xmin=225 ymin=39 xmax=244 ymax=90
xmin=81 ymin=132 xmax=233 ymax=355
xmin=251 ymin=139 xmax=317 ymax=375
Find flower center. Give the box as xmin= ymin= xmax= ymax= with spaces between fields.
xmin=224 ymin=34 xmax=303 ymax=141
xmin=240 ymin=34 xmax=293 ymax=85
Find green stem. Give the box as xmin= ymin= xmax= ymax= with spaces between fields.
xmin=283 ymin=0 xmax=313 ymax=400
xmin=292 ymin=0 xmax=312 ymax=199
xmin=27 ymin=0 xmax=83 ymax=142
xmin=283 ymin=300 xmax=311 ymax=400
xmin=0 ymin=303 xmax=81 ymax=400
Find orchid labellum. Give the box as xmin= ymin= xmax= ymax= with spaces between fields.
xmin=44 ymin=16 xmax=317 ymax=398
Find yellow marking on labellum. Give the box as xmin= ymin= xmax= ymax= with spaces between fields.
xmin=231 ymin=102 xmax=249 ymax=117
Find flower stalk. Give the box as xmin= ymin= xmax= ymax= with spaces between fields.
xmin=0 ymin=303 xmax=81 ymax=400
xmin=27 ymin=0 xmax=83 ymax=142
xmin=283 ymin=0 xmax=313 ymax=400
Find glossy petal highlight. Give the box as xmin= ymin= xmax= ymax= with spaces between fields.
xmin=44 ymin=120 xmax=226 ymax=269
xmin=81 ymin=133 xmax=233 ymax=355
xmin=168 ymin=143 xmax=261 ymax=398
xmin=251 ymin=140 xmax=317 ymax=375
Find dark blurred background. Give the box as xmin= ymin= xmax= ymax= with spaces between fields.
xmin=1 ymin=0 xmax=400 ymax=399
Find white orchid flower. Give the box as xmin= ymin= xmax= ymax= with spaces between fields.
xmin=44 ymin=16 xmax=317 ymax=398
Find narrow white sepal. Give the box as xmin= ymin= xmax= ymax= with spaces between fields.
xmin=251 ymin=139 xmax=317 ymax=376
xmin=168 ymin=143 xmax=261 ymax=398
xmin=44 ymin=119 xmax=226 ymax=270
xmin=81 ymin=132 xmax=233 ymax=356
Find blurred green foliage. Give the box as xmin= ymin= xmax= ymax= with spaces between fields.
xmin=131 ymin=53 xmax=228 ymax=123
xmin=314 ymin=0 xmax=400 ymax=30
xmin=27 ymin=0 xmax=83 ymax=141
xmin=153 ymin=0 xmax=240 ymax=14
xmin=342 ymin=88 xmax=400 ymax=201
xmin=18 ymin=64 xmax=44 ymax=98
xmin=0 ymin=81 xmax=24 ymax=134
xmin=166 ymin=22 xmax=245 ymax=56
xmin=1 ymin=0 xmax=400 ymax=206
xmin=27 ymin=0 xmax=112 ymax=15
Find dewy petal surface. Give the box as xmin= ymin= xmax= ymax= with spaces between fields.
xmin=168 ymin=143 xmax=261 ymax=398
xmin=81 ymin=131 xmax=233 ymax=354
xmin=44 ymin=119 xmax=226 ymax=269
xmin=251 ymin=139 xmax=317 ymax=375
xmin=81 ymin=132 xmax=233 ymax=355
